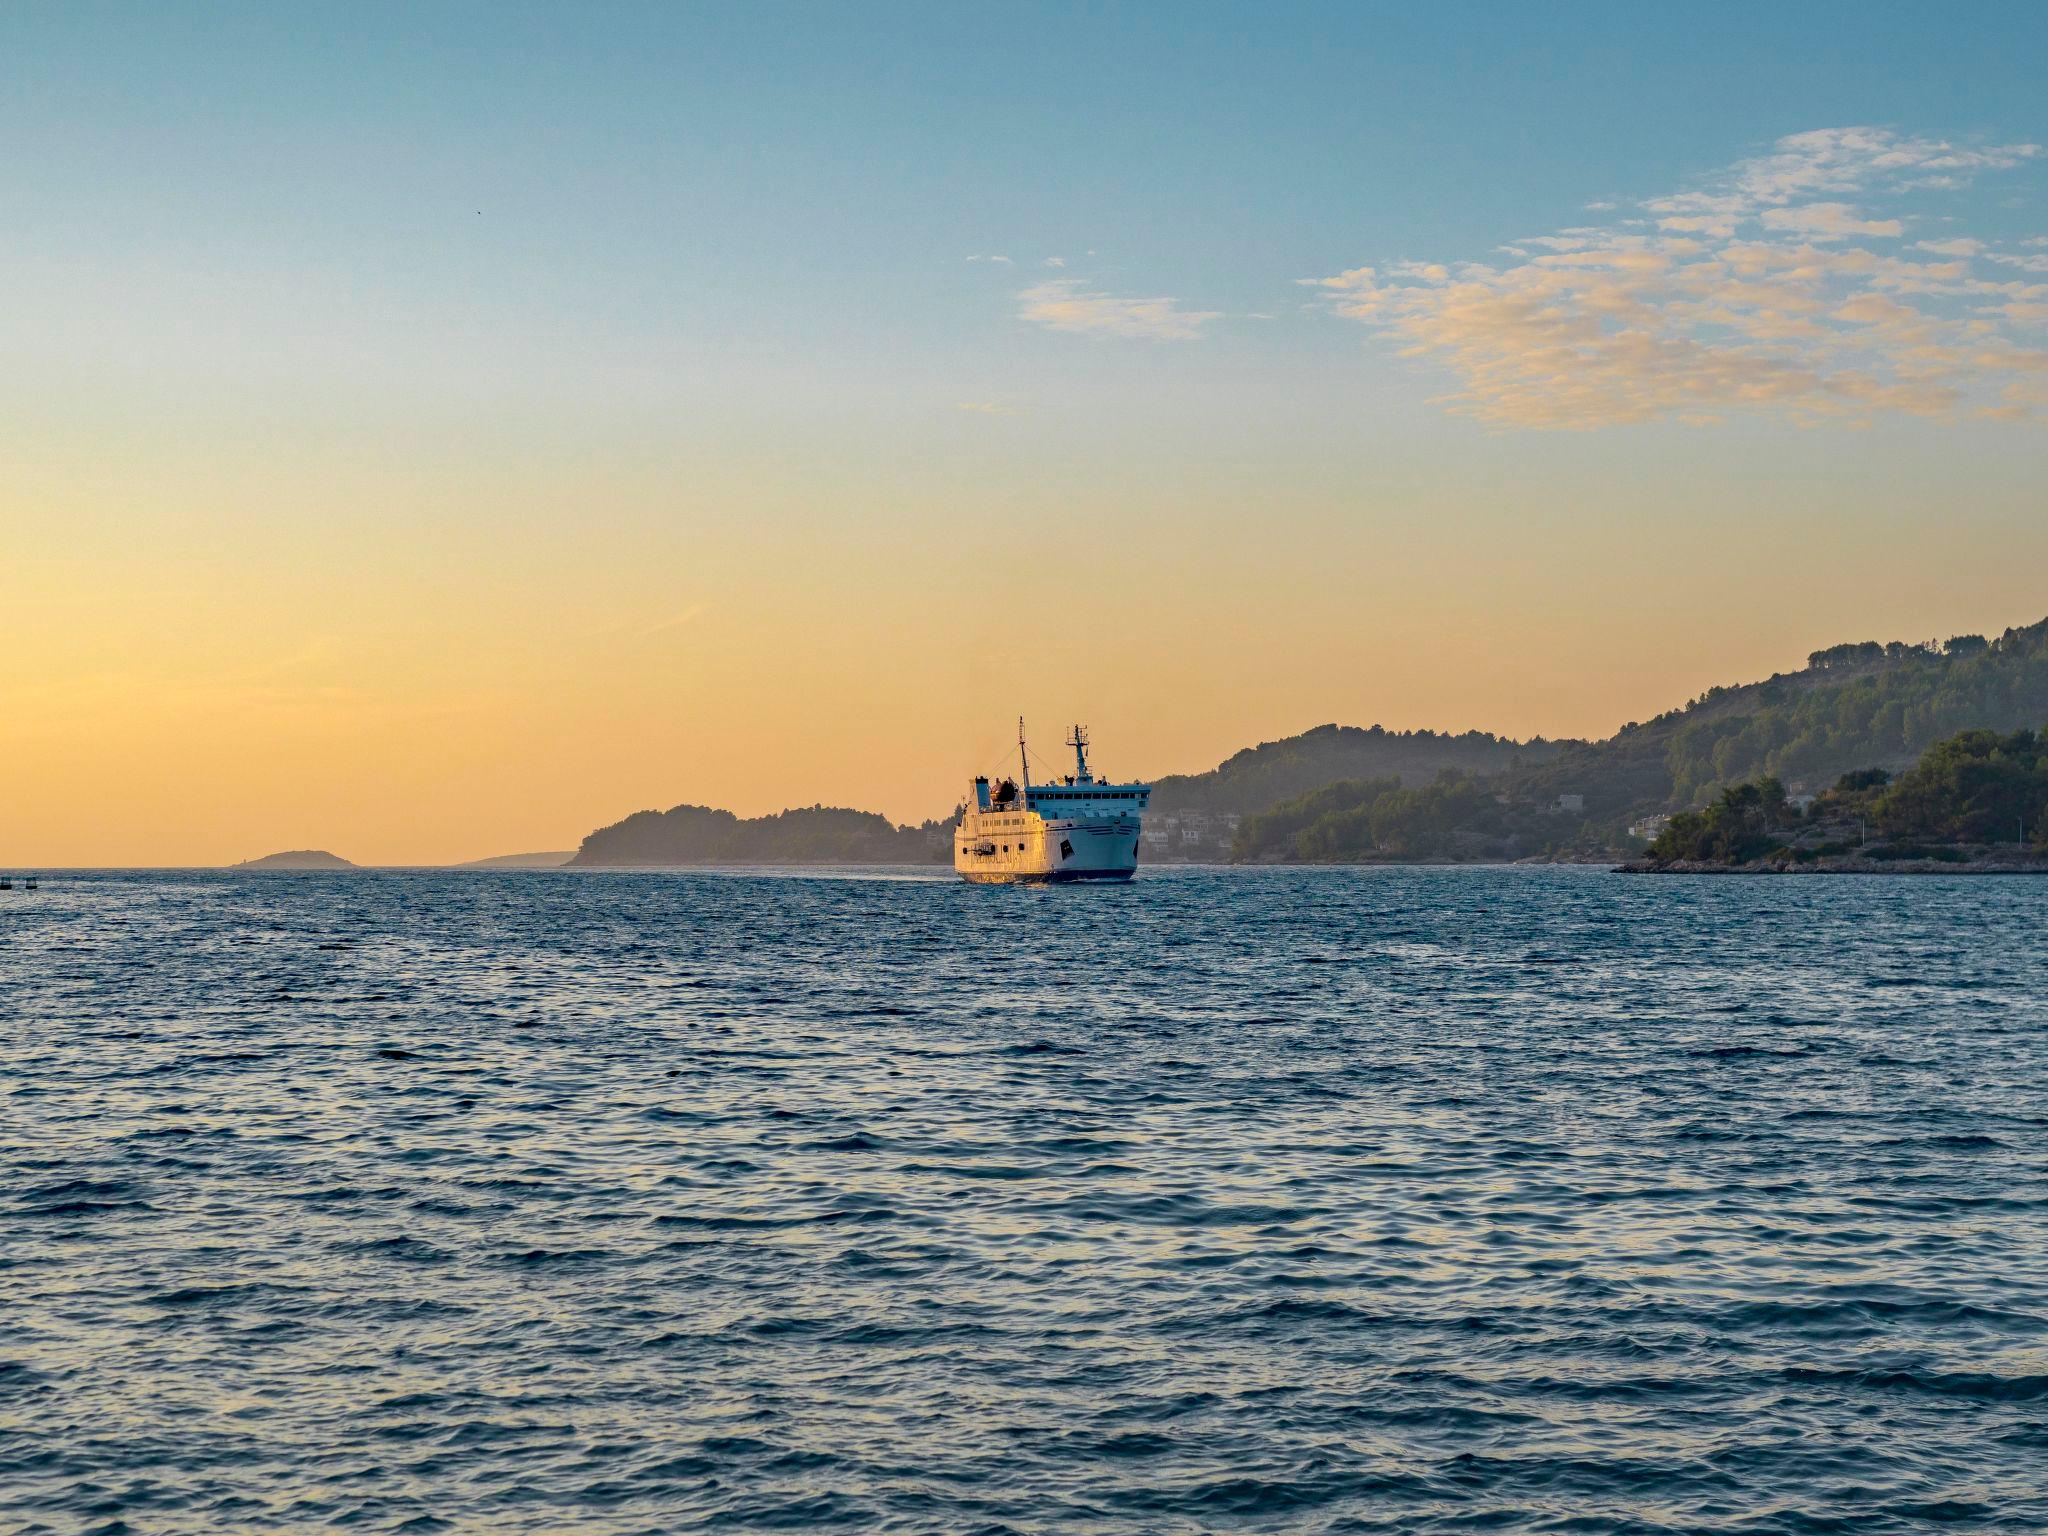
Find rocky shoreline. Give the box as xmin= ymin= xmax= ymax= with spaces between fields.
xmin=1617 ymin=851 xmax=2048 ymax=875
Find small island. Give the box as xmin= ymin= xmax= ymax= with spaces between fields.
xmin=230 ymin=850 xmax=357 ymax=870
xmin=570 ymin=804 xmax=950 ymax=866
xmin=1621 ymin=727 xmax=2048 ymax=873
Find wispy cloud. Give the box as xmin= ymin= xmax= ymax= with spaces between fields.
xmin=1042 ymin=256 xmax=1067 ymax=268
xmin=640 ymin=605 xmax=705 ymax=637
xmin=584 ymin=606 xmax=707 ymax=641
xmin=1018 ymin=278 xmax=1221 ymax=340
xmin=1305 ymin=127 xmax=2047 ymax=427
xmin=965 ymin=253 xmax=1013 ymax=265
xmin=1758 ymin=201 xmax=1904 ymax=239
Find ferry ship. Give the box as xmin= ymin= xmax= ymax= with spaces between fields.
xmin=956 ymin=722 xmax=1150 ymax=883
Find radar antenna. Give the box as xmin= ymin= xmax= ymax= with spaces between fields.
xmin=1066 ymin=724 xmax=1091 ymax=784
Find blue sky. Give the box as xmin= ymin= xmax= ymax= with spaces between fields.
xmin=12 ymin=1 xmax=2046 ymax=371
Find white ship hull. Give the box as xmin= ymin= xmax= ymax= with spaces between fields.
xmin=955 ymin=814 xmax=1140 ymax=883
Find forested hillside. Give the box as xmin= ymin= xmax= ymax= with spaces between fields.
xmin=1149 ymin=724 xmax=1568 ymax=818
xmin=1231 ymin=774 xmax=1565 ymax=863
xmin=1503 ymin=618 xmax=2048 ymax=828
xmin=1641 ymin=727 xmax=2048 ymax=868
xmin=572 ymin=804 xmax=950 ymax=865
xmin=1233 ymin=618 xmax=2048 ymax=861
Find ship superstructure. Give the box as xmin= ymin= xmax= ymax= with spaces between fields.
xmin=956 ymin=721 xmax=1150 ymax=883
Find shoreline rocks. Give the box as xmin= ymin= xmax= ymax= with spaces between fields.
xmin=1616 ymin=852 xmax=2048 ymax=875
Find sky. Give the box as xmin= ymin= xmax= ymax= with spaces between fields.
xmin=5 ymin=1 xmax=2048 ymax=865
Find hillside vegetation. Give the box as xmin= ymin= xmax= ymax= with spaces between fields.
xmin=1150 ymin=724 xmax=1567 ymax=818
xmin=231 ymin=850 xmax=356 ymax=870
xmin=571 ymin=804 xmax=949 ymax=865
xmin=1502 ymin=620 xmax=2048 ymax=827
xmin=1230 ymin=773 xmax=1547 ymax=862
xmin=1642 ymin=726 xmax=2048 ymax=868
xmin=1234 ymin=618 xmax=2048 ymax=860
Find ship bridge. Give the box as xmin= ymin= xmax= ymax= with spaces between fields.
xmin=1025 ymin=784 xmax=1148 ymax=811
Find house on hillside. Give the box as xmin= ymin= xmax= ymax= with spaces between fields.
xmin=1145 ymin=812 xmax=1240 ymax=858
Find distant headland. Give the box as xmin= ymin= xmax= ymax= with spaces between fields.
xmin=570 ymin=805 xmax=948 ymax=866
xmin=226 ymin=849 xmax=577 ymax=871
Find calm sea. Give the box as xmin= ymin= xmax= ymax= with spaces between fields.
xmin=4 ymin=867 xmax=2046 ymax=1534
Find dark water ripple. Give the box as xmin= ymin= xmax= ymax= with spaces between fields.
xmin=3 ymin=866 xmax=2047 ymax=1533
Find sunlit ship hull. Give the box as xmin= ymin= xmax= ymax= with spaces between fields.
xmin=955 ymin=817 xmax=1141 ymax=883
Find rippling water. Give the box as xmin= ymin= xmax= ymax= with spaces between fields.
xmin=4 ymin=867 xmax=2047 ymax=1533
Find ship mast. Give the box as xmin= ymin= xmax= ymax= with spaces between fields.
xmin=1067 ymin=724 xmax=1091 ymax=784
xmin=1017 ymin=716 xmax=1031 ymax=790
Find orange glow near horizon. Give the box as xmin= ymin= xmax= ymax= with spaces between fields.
xmin=7 ymin=426 xmax=2046 ymax=866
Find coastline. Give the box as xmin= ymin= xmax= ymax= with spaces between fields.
xmin=1617 ymin=852 xmax=2048 ymax=875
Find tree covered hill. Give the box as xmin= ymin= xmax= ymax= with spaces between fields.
xmin=1231 ymin=618 xmax=2048 ymax=861
xmin=1232 ymin=774 xmax=1530 ymax=862
xmin=230 ymin=850 xmax=356 ymax=869
xmin=1501 ymin=618 xmax=2048 ymax=830
xmin=1148 ymin=724 xmax=1569 ymax=818
xmin=1639 ymin=726 xmax=2048 ymax=869
xmin=571 ymin=804 xmax=950 ymax=865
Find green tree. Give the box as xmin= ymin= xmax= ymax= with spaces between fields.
xmin=1873 ymin=728 xmax=2048 ymax=843
xmin=1645 ymin=777 xmax=1787 ymax=863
